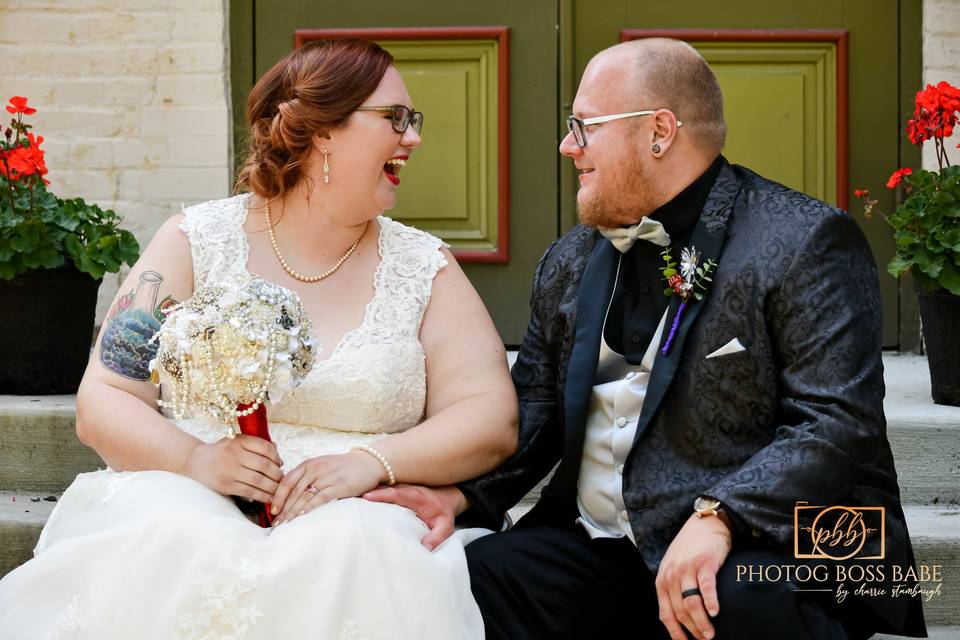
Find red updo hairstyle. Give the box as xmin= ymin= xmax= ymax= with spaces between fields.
xmin=235 ymin=38 xmax=394 ymax=200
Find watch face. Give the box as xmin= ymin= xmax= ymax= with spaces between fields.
xmin=695 ymin=497 xmax=721 ymax=512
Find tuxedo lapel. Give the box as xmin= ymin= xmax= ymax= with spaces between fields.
xmin=632 ymin=163 xmax=742 ymax=445
xmin=549 ymin=236 xmax=619 ymax=494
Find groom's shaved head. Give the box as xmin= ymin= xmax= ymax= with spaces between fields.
xmin=598 ymin=38 xmax=727 ymax=153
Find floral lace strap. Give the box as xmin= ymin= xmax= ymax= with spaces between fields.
xmin=354 ymin=216 xmax=448 ymax=347
xmin=178 ymin=193 xmax=252 ymax=290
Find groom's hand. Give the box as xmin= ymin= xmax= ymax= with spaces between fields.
xmin=363 ymin=484 xmax=468 ymax=550
xmin=655 ymin=512 xmax=733 ymax=640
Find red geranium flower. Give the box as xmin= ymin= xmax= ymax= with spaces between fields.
xmin=886 ymin=167 xmax=913 ymax=189
xmin=5 ymin=132 xmax=49 ymax=184
xmin=5 ymin=96 xmax=36 ymax=116
xmin=907 ymin=82 xmax=960 ymax=145
xmin=853 ymin=188 xmax=870 ymax=199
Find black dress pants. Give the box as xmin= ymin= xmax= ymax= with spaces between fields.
xmin=466 ymin=521 xmax=871 ymax=640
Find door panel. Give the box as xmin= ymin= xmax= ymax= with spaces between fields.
xmin=247 ymin=0 xmax=558 ymax=345
xmin=233 ymin=1 xmax=920 ymax=348
xmin=563 ymin=0 xmax=919 ymax=347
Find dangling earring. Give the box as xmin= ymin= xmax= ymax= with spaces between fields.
xmin=651 ymin=143 xmax=661 ymax=154
xmin=321 ymin=144 xmax=331 ymax=184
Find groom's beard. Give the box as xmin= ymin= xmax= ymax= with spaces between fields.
xmin=576 ymin=155 xmax=657 ymax=229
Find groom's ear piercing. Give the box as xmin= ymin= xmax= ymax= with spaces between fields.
xmin=651 ymin=143 xmax=661 ymax=154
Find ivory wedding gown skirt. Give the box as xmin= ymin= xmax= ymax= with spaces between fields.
xmin=0 ymin=194 xmax=488 ymax=639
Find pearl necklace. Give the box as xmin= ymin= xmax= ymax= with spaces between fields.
xmin=265 ymin=200 xmax=364 ymax=283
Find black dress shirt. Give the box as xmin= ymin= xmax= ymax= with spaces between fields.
xmin=603 ymin=155 xmax=724 ymax=363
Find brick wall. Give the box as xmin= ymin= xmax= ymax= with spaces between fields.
xmin=923 ymin=0 xmax=960 ymax=171
xmin=0 ymin=0 xmax=232 ymax=322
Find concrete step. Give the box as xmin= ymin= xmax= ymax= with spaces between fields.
xmin=0 ymin=395 xmax=103 ymax=493
xmin=883 ymin=355 xmax=960 ymax=507
xmin=875 ymin=628 xmax=960 ymax=639
xmin=0 ymin=491 xmax=57 ymax=577
xmin=1 ymin=355 xmax=958 ymax=502
xmin=925 ymin=631 xmax=960 ymax=640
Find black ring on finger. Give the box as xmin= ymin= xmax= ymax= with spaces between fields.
xmin=681 ymin=587 xmax=702 ymax=599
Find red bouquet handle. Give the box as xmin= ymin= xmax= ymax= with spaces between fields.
xmin=237 ymin=403 xmax=274 ymax=527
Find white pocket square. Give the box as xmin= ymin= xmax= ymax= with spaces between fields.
xmin=705 ymin=338 xmax=746 ymax=360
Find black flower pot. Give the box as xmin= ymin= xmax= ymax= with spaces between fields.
xmin=0 ymin=265 xmax=102 ymax=394
xmin=915 ymin=282 xmax=960 ymax=406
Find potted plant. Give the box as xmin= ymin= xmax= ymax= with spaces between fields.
xmin=855 ymin=81 xmax=960 ymax=406
xmin=0 ymin=96 xmax=140 ymax=394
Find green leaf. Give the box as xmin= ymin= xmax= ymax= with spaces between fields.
xmin=97 ymin=234 xmax=119 ymax=250
xmin=64 ymin=235 xmax=84 ymax=259
xmin=663 ymin=268 xmax=677 ymax=277
xmin=663 ymin=288 xmax=673 ymax=297
xmin=22 ymin=247 xmax=63 ymax=269
xmin=0 ymin=260 xmax=18 ymax=281
xmin=887 ymin=254 xmax=914 ymax=278
xmin=915 ymin=249 xmax=944 ymax=278
xmin=938 ymin=228 xmax=960 ymax=251
xmin=51 ymin=202 xmax=81 ymax=232
xmin=939 ymin=261 xmax=960 ymax=295
xmin=10 ymin=225 xmax=40 ymax=252
xmin=117 ymin=231 xmax=140 ymax=265
xmin=895 ymin=231 xmax=922 ymax=246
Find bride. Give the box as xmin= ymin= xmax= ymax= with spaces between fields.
xmin=0 ymin=38 xmax=517 ymax=639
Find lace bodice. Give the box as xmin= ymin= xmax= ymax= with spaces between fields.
xmin=165 ymin=193 xmax=447 ymax=469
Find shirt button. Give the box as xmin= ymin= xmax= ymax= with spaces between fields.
xmin=619 ymin=510 xmax=629 ymax=522
xmin=631 ymin=334 xmax=641 ymax=344
xmin=640 ymin=284 xmax=650 ymax=294
xmin=616 ymin=464 xmax=624 ymax=475
xmin=616 ymin=416 xmax=627 ymax=427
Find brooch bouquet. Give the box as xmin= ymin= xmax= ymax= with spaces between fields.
xmin=150 ymin=277 xmax=317 ymax=523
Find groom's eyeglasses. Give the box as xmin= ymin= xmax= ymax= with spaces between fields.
xmin=566 ymin=110 xmax=682 ymax=148
xmin=356 ymin=104 xmax=424 ymax=135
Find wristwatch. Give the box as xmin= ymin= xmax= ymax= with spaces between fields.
xmin=693 ymin=496 xmax=722 ymax=518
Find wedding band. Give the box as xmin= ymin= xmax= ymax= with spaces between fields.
xmin=305 ymin=484 xmax=319 ymax=495
xmin=681 ymin=587 xmax=702 ymax=599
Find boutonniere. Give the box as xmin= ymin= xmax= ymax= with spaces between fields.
xmin=659 ymin=246 xmax=717 ymax=356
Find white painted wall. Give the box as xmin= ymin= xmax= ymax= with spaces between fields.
xmin=0 ymin=0 xmax=233 ymax=323
xmin=922 ymin=0 xmax=960 ymax=171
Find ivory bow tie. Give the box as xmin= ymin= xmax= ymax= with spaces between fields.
xmin=598 ymin=217 xmax=671 ymax=253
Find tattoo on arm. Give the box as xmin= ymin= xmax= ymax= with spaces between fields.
xmin=99 ymin=270 xmax=178 ymax=381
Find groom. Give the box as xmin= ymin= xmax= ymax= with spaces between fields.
xmin=368 ymin=39 xmax=927 ymax=639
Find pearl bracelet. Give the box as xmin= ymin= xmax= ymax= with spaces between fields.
xmin=351 ymin=444 xmax=396 ymax=486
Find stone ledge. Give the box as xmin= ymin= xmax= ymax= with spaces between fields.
xmin=882 ymin=354 xmax=960 ymax=430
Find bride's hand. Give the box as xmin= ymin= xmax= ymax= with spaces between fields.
xmin=272 ymin=451 xmax=386 ymax=524
xmin=185 ymin=435 xmax=284 ymax=503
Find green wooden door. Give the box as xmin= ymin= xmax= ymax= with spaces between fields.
xmin=232 ymin=1 xmax=920 ymax=349
xmin=231 ymin=0 xmax=559 ymax=345
xmin=562 ymin=0 xmax=922 ymax=348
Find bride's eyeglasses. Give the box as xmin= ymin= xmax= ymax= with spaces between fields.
xmin=356 ymin=104 xmax=424 ymax=135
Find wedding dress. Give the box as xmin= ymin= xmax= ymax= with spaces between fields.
xmin=0 ymin=193 xmax=488 ymax=639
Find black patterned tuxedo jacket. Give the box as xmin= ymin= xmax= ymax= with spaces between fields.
xmin=459 ymin=160 xmax=925 ymax=635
